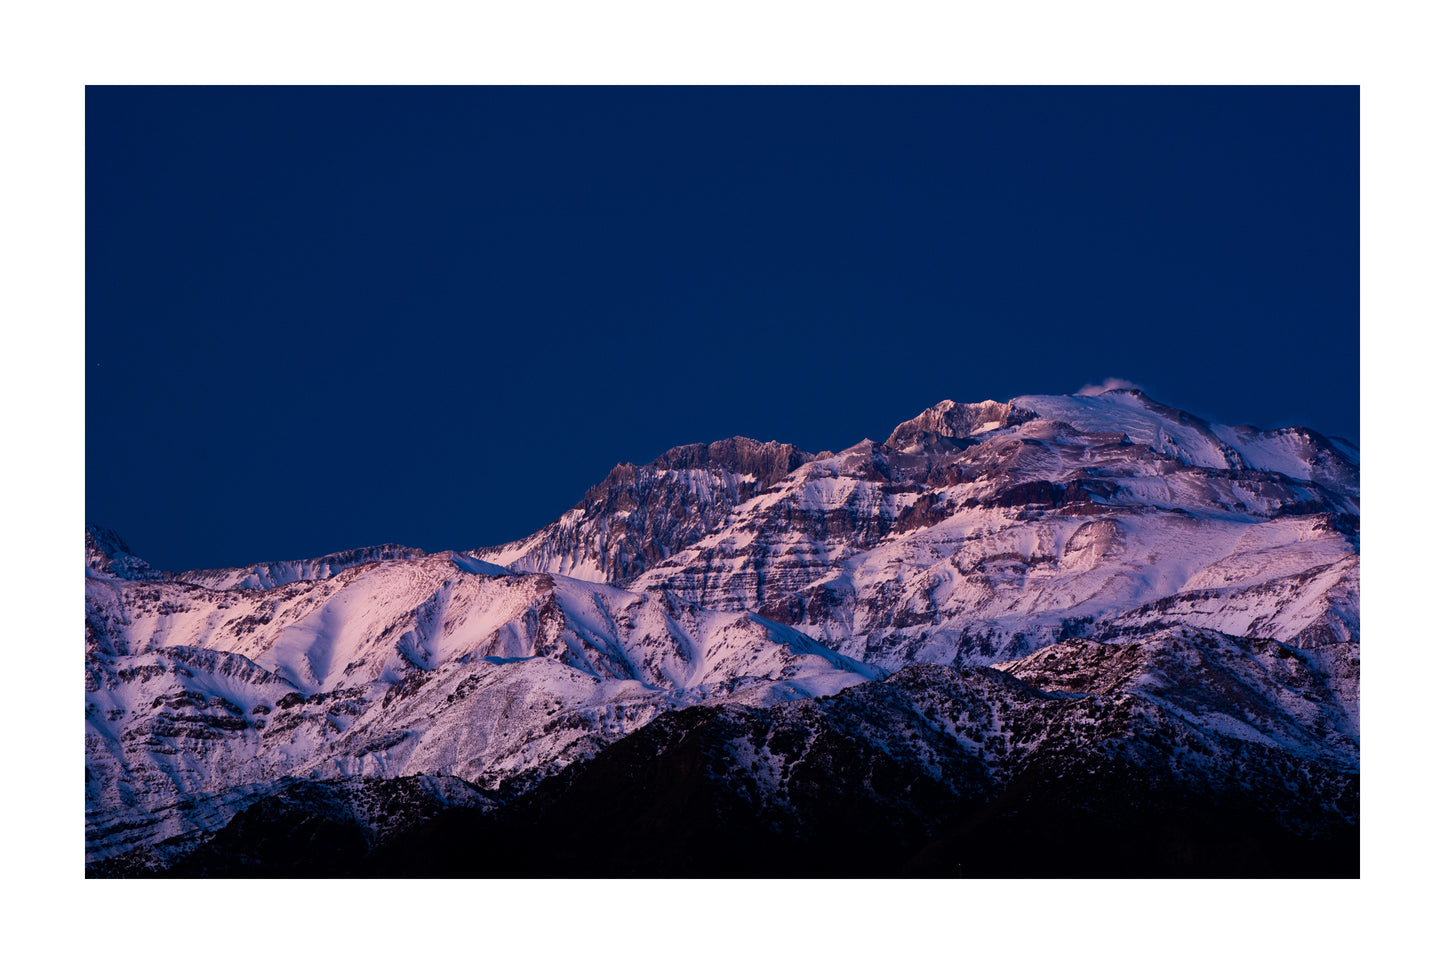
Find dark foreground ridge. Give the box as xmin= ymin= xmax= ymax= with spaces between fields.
xmin=131 ymin=654 xmax=1357 ymax=878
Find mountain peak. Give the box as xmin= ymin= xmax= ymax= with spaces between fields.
xmin=647 ymin=436 xmax=813 ymax=485
xmin=85 ymin=524 xmax=160 ymax=580
xmin=884 ymin=398 xmax=1016 ymax=450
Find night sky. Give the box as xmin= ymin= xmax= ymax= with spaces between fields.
xmin=86 ymin=86 xmax=1359 ymax=572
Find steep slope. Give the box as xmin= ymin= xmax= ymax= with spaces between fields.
xmin=626 ymin=389 xmax=1358 ymax=668
xmin=477 ymin=437 xmax=811 ymax=584
xmin=175 ymin=544 xmax=429 ymax=591
xmin=86 ymin=525 xmax=165 ymax=581
xmin=85 ymin=551 xmax=876 ymax=866
xmin=170 ymin=628 xmax=1357 ymax=877
xmin=884 ymin=398 xmax=1019 ymax=448
xmin=85 ymin=387 xmax=1361 ymax=875
xmin=86 ymin=523 xmax=428 ymax=590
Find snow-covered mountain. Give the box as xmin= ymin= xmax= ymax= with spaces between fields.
xmin=488 ymin=388 xmax=1358 ymax=667
xmin=85 ymin=551 xmax=874 ymax=867
xmin=85 ymin=387 xmax=1360 ymax=876
xmin=165 ymin=628 xmax=1360 ymax=877
xmin=477 ymin=437 xmax=813 ymax=585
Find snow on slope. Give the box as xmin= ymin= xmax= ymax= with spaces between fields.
xmin=477 ymin=437 xmax=812 ymax=584
xmin=86 ymin=525 xmax=164 ymax=581
xmin=85 ymin=386 xmax=1361 ymax=870
xmin=85 ymin=550 xmax=876 ymax=863
xmin=85 ymin=524 xmax=428 ymax=591
xmin=429 ymin=630 xmax=1356 ymax=876
xmin=174 ymin=544 xmax=429 ymax=591
xmin=617 ymin=389 xmax=1359 ymax=669
xmin=1012 ymin=390 xmax=1358 ymax=489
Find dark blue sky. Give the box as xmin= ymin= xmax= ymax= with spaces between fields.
xmin=87 ymin=86 xmax=1358 ymax=572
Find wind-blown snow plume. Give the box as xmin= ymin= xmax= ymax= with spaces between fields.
xmin=1077 ymin=377 xmax=1143 ymax=396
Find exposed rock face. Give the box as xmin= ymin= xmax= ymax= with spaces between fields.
xmin=87 ymin=525 xmax=164 ymax=581
xmin=85 ymin=387 xmax=1360 ymax=876
xmin=477 ymin=437 xmax=812 ymax=585
xmin=174 ymin=544 xmax=428 ymax=591
xmin=628 ymin=390 xmax=1359 ymax=670
xmin=884 ymin=398 xmax=1017 ymax=449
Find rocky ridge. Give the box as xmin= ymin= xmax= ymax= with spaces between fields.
xmin=85 ymin=387 xmax=1360 ymax=875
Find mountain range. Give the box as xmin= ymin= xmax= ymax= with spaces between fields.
xmin=85 ymin=387 xmax=1360 ymax=876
